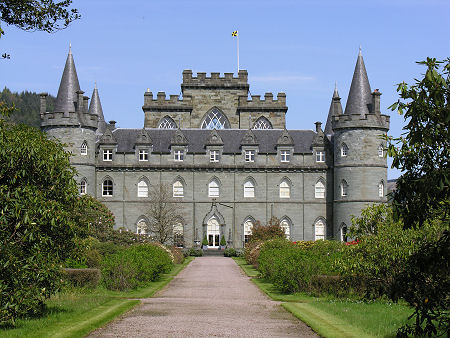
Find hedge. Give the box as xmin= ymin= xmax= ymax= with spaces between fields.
xmin=63 ymin=268 xmax=101 ymax=288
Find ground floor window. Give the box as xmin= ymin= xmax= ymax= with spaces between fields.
xmin=173 ymin=223 xmax=184 ymax=247
xmin=314 ymin=219 xmax=325 ymax=240
xmin=244 ymin=219 xmax=253 ymax=244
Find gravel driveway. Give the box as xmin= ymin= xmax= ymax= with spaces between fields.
xmin=88 ymin=256 xmax=317 ymax=337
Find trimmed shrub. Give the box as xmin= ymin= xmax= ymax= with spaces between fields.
xmin=184 ymin=248 xmax=203 ymax=257
xmin=101 ymin=243 xmax=172 ymax=291
xmin=63 ymin=268 xmax=101 ymax=288
xmin=224 ymin=248 xmax=237 ymax=257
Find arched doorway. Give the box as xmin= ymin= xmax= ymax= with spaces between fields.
xmin=207 ymin=216 xmax=221 ymax=247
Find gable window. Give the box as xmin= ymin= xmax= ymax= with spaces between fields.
xmin=79 ymin=179 xmax=87 ymax=195
xmin=244 ymin=180 xmax=255 ymax=198
xmin=173 ymin=223 xmax=184 ymax=247
xmin=80 ymin=141 xmax=88 ymax=155
xmin=210 ymin=150 xmax=220 ymax=162
xmin=139 ymin=149 xmax=149 ymax=161
xmin=316 ymin=151 xmax=325 ymax=163
xmin=245 ymin=150 xmax=255 ymax=162
xmin=280 ymin=218 xmax=291 ymax=239
xmin=158 ymin=116 xmax=177 ymax=129
xmin=208 ymin=180 xmax=219 ymax=198
xmin=103 ymin=149 xmax=113 ymax=161
xmin=174 ymin=150 xmax=184 ymax=161
xmin=314 ymin=219 xmax=325 ymax=241
xmin=253 ymin=116 xmax=273 ymax=129
xmin=378 ymin=144 xmax=384 ymax=157
xmin=173 ymin=180 xmax=184 ymax=197
xmin=341 ymin=143 xmax=348 ymax=157
xmin=279 ymin=180 xmax=290 ymax=198
xmin=201 ymin=108 xmax=230 ymax=129
xmin=280 ymin=150 xmax=290 ymax=163
xmin=315 ymin=180 xmax=325 ymax=198
xmin=102 ymin=179 xmax=113 ymax=196
xmin=137 ymin=180 xmax=148 ymax=197
xmin=378 ymin=181 xmax=384 ymax=197
xmin=341 ymin=180 xmax=348 ymax=197
xmin=244 ymin=219 xmax=253 ymax=244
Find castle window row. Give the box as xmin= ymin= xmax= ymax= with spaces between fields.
xmin=339 ymin=180 xmax=385 ymax=198
xmin=338 ymin=143 xmax=385 ymax=158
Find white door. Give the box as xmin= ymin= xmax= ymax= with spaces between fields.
xmin=207 ymin=217 xmax=220 ymax=247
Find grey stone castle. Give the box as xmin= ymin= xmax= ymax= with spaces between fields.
xmin=40 ymin=47 xmax=389 ymax=248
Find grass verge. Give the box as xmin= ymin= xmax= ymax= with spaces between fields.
xmin=233 ymin=257 xmax=412 ymax=338
xmin=1 ymin=256 xmax=194 ymax=338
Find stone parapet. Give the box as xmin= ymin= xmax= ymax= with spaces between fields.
xmin=143 ymin=91 xmax=193 ymax=112
xmin=41 ymin=111 xmax=98 ymax=129
xmin=332 ymin=113 xmax=390 ymax=130
xmin=181 ymin=70 xmax=249 ymax=90
xmin=238 ymin=93 xmax=287 ymax=111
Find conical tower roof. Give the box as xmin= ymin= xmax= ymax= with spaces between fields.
xmin=54 ymin=45 xmax=80 ymax=113
xmin=344 ymin=49 xmax=372 ymax=116
xmin=324 ymin=84 xmax=342 ymax=136
xmin=89 ymin=83 xmax=107 ymax=134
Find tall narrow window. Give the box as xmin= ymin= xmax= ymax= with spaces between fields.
xmin=279 ymin=180 xmax=290 ymax=198
xmin=314 ymin=219 xmax=325 ymax=241
xmin=244 ymin=219 xmax=253 ymax=244
xmin=378 ymin=144 xmax=384 ymax=157
xmin=341 ymin=180 xmax=348 ymax=197
xmin=80 ymin=141 xmax=87 ymax=155
xmin=102 ymin=179 xmax=113 ymax=196
xmin=103 ymin=149 xmax=113 ymax=161
xmin=137 ymin=180 xmax=148 ymax=197
xmin=79 ymin=179 xmax=87 ymax=195
xmin=280 ymin=150 xmax=290 ymax=163
xmin=280 ymin=218 xmax=291 ymax=239
xmin=315 ymin=180 xmax=325 ymax=198
xmin=245 ymin=150 xmax=255 ymax=162
xmin=378 ymin=181 xmax=384 ymax=197
xmin=139 ymin=149 xmax=149 ymax=161
xmin=158 ymin=116 xmax=177 ymax=129
xmin=341 ymin=224 xmax=348 ymax=242
xmin=210 ymin=150 xmax=220 ymax=162
xmin=341 ymin=143 xmax=348 ymax=157
xmin=173 ymin=223 xmax=184 ymax=247
xmin=244 ymin=180 xmax=255 ymax=198
xmin=136 ymin=219 xmax=147 ymax=234
xmin=201 ymin=108 xmax=230 ymax=129
xmin=208 ymin=180 xmax=219 ymax=198
xmin=173 ymin=180 xmax=184 ymax=197
xmin=316 ymin=151 xmax=325 ymax=162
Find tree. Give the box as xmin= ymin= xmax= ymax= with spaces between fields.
xmin=0 ymin=109 xmax=82 ymax=325
xmin=146 ymin=184 xmax=184 ymax=246
xmin=0 ymin=0 xmax=79 ymax=37
xmin=387 ymin=57 xmax=450 ymax=228
xmin=249 ymin=217 xmax=286 ymax=243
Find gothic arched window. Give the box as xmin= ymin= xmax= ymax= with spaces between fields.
xmin=201 ymin=108 xmax=230 ymax=129
xmin=280 ymin=218 xmax=291 ymax=239
xmin=253 ymin=116 xmax=272 ymax=129
xmin=136 ymin=219 xmax=147 ymax=235
xmin=244 ymin=179 xmax=255 ymax=198
xmin=137 ymin=179 xmax=148 ymax=197
xmin=341 ymin=143 xmax=348 ymax=157
xmin=243 ymin=218 xmax=254 ymax=244
xmin=315 ymin=180 xmax=325 ymax=198
xmin=208 ymin=179 xmax=220 ymax=197
xmin=158 ymin=116 xmax=177 ymax=129
xmin=378 ymin=181 xmax=384 ymax=197
xmin=314 ymin=218 xmax=325 ymax=241
xmin=378 ymin=144 xmax=384 ymax=157
xmin=102 ymin=179 xmax=113 ymax=196
xmin=173 ymin=223 xmax=184 ymax=247
xmin=279 ymin=180 xmax=290 ymax=198
xmin=79 ymin=179 xmax=87 ymax=195
xmin=80 ymin=141 xmax=88 ymax=155
xmin=173 ymin=180 xmax=184 ymax=197
xmin=341 ymin=180 xmax=348 ymax=197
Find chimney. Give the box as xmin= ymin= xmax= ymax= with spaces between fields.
xmin=109 ymin=120 xmax=116 ymax=129
xmin=372 ymin=89 xmax=382 ymax=115
xmin=315 ymin=121 xmax=322 ymax=133
xmin=39 ymin=93 xmax=48 ymax=116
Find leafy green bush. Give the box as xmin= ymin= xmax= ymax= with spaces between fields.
xmin=224 ymin=248 xmax=237 ymax=257
xmin=63 ymin=268 xmax=101 ymax=288
xmin=244 ymin=240 xmax=263 ymax=267
xmin=168 ymin=246 xmax=184 ymax=264
xmin=249 ymin=217 xmax=286 ymax=242
xmin=184 ymin=248 xmax=203 ymax=257
xmin=220 ymin=235 xmax=226 ymax=246
xmin=101 ymin=243 xmax=172 ymax=291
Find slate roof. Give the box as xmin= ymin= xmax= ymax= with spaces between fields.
xmin=107 ymin=129 xmax=316 ymax=154
xmin=54 ymin=46 xmax=80 ymax=113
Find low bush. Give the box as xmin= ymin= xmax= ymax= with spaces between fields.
xmin=184 ymin=247 xmax=203 ymax=257
xmin=169 ymin=246 xmax=184 ymax=264
xmin=244 ymin=240 xmax=263 ymax=267
xmin=309 ymin=275 xmax=367 ymax=298
xmin=63 ymin=268 xmax=101 ymax=288
xmin=224 ymin=248 xmax=237 ymax=257
xmin=101 ymin=243 xmax=172 ymax=291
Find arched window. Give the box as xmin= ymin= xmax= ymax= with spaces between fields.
xmin=341 ymin=143 xmax=348 ymax=157
xmin=137 ymin=179 xmax=148 ymax=197
xmin=378 ymin=144 xmax=384 ymax=157
xmin=173 ymin=223 xmax=184 ymax=247
xmin=173 ymin=180 xmax=184 ymax=197
xmin=280 ymin=218 xmax=291 ymax=239
xmin=315 ymin=180 xmax=325 ymax=198
xmin=158 ymin=116 xmax=177 ymax=129
xmin=136 ymin=219 xmax=147 ymax=235
xmin=279 ymin=180 xmax=290 ymax=198
xmin=80 ymin=141 xmax=88 ymax=155
xmin=244 ymin=179 xmax=255 ymax=198
xmin=79 ymin=179 xmax=87 ymax=195
xmin=341 ymin=223 xmax=348 ymax=242
xmin=102 ymin=179 xmax=113 ymax=196
xmin=253 ymin=116 xmax=273 ymax=129
xmin=208 ymin=179 xmax=220 ymax=197
xmin=314 ymin=218 xmax=325 ymax=241
xmin=243 ymin=218 xmax=254 ymax=244
xmin=201 ymin=108 xmax=230 ymax=129
xmin=341 ymin=180 xmax=348 ymax=197
xmin=378 ymin=181 xmax=384 ymax=197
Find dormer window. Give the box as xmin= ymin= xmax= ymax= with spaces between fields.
xmin=245 ymin=150 xmax=255 ymax=162
xmin=280 ymin=150 xmax=290 ymax=163
xmin=174 ymin=150 xmax=184 ymax=161
xmin=316 ymin=151 xmax=325 ymax=163
xmin=139 ymin=149 xmax=149 ymax=161
xmin=210 ymin=150 xmax=220 ymax=162
xmin=80 ymin=141 xmax=87 ymax=155
xmin=103 ymin=149 xmax=113 ymax=161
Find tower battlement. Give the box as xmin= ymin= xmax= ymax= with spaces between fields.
xmin=332 ymin=112 xmax=390 ymax=131
xmin=238 ymin=93 xmax=287 ymax=111
xmin=143 ymin=91 xmax=193 ymax=111
xmin=181 ymin=70 xmax=249 ymax=90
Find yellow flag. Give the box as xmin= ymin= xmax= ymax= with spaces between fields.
xmin=232 ymin=30 xmax=238 ymax=37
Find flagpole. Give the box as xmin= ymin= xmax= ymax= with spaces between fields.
xmin=237 ymin=32 xmax=240 ymax=73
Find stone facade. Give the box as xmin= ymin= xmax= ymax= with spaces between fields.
xmin=40 ymin=48 xmax=389 ymax=248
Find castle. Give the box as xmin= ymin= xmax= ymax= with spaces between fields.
xmin=40 ymin=47 xmax=389 ymax=248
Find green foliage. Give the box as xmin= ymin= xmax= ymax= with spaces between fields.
xmin=184 ymin=247 xmax=203 ymax=257
xmin=392 ymin=230 xmax=450 ymax=337
xmin=348 ymin=203 xmax=391 ymax=238
xmin=0 ymin=0 xmax=79 ymax=37
xmin=0 ymin=117 xmax=81 ymax=325
xmin=101 ymin=243 xmax=173 ymax=291
xmin=220 ymin=235 xmax=226 ymax=246
xmin=0 ymin=87 xmax=56 ymax=128
xmin=202 ymin=235 xmax=208 ymax=246
xmin=249 ymin=217 xmax=286 ymax=243
xmin=387 ymin=57 xmax=450 ymax=228
xmin=63 ymin=269 xmax=101 ymax=288
xmin=224 ymin=248 xmax=237 ymax=257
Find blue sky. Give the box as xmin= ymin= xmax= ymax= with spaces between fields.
xmin=1 ymin=0 xmax=449 ymax=179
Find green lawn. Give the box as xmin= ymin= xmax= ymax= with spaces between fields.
xmin=233 ymin=257 xmax=412 ymax=338
xmin=1 ymin=257 xmax=194 ymax=338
